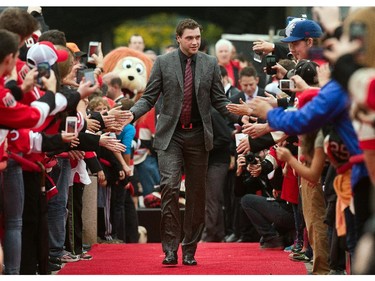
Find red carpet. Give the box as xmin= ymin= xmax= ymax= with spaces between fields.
xmin=58 ymin=243 xmax=307 ymax=275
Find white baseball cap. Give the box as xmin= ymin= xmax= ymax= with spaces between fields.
xmin=26 ymin=41 xmax=69 ymax=68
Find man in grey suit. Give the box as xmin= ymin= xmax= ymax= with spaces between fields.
xmin=123 ymin=18 xmax=245 ymax=266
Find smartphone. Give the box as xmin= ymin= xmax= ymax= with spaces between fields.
xmin=350 ymin=22 xmax=366 ymax=42
xmin=88 ymin=41 xmax=99 ymax=63
xmin=83 ymin=69 xmax=96 ymax=86
xmin=76 ymin=68 xmax=85 ymax=84
xmin=265 ymin=55 xmax=277 ymax=75
xmin=65 ymin=116 xmax=78 ymax=135
xmin=253 ymin=51 xmax=263 ymax=63
xmin=279 ymin=79 xmax=294 ymax=91
xmin=37 ymin=62 xmax=50 ymax=85
xmin=349 ymin=21 xmax=366 ymax=53
xmin=235 ymin=133 xmax=247 ymax=147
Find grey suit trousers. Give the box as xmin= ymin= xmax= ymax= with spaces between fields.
xmin=157 ymin=125 xmax=208 ymax=257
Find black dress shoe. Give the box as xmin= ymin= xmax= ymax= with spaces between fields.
xmin=182 ymin=255 xmax=197 ymax=266
xmin=162 ymin=251 xmax=177 ymax=265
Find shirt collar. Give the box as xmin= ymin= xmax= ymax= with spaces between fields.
xmin=245 ymin=87 xmax=259 ymax=101
xmin=178 ymin=48 xmax=197 ymax=63
xmin=224 ymin=84 xmax=231 ymax=93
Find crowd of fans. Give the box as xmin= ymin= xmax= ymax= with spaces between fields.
xmin=0 ymin=6 xmax=375 ymax=275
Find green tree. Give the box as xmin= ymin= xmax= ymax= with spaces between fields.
xmin=114 ymin=13 xmax=223 ymax=54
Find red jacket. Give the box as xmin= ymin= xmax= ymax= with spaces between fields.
xmin=268 ymin=146 xmax=299 ymax=204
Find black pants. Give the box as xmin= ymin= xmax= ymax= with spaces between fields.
xmin=111 ymin=183 xmax=139 ymax=242
xmin=223 ymin=169 xmax=236 ymax=236
xmin=111 ymin=183 xmax=126 ymax=241
xmin=21 ymin=171 xmax=49 ymax=275
xmin=124 ymin=188 xmax=139 ymax=243
xmin=353 ymin=176 xmax=372 ymax=241
xmin=65 ymin=182 xmax=84 ymax=255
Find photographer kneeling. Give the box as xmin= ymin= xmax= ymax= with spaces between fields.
xmin=238 ymin=151 xmax=295 ymax=250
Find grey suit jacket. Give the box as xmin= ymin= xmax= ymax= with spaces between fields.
xmin=130 ymin=49 xmax=239 ymax=151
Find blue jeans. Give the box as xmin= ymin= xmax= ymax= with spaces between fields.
xmin=48 ymin=158 xmax=71 ymax=258
xmin=2 ymin=158 xmax=24 ymax=274
xmin=135 ymin=155 xmax=160 ymax=196
xmin=292 ymin=200 xmax=304 ymax=246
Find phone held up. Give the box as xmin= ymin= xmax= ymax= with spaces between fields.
xmin=279 ymin=79 xmax=294 ymax=91
xmin=76 ymin=67 xmax=85 ymax=84
xmin=37 ymin=62 xmax=51 ymax=87
xmin=349 ymin=21 xmax=366 ymax=54
xmin=265 ymin=55 xmax=277 ymax=75
xmin=87 ymin=41 xmax=99 ymax=63
xmin=65 ymin=116 xmax=78 ymax=135
xmin=83 ymin=69 xmax=96 ymax=86
xmin=253 ymin=50 xmax=263 ymax=63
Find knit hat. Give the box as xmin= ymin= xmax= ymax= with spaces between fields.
xmin=288 ymin=59 xmax=319 ymax=85
xmin=26 ymin=41 xmax=69 ymax=68
xmin=281 ymin=20 xmax=323 ymax=43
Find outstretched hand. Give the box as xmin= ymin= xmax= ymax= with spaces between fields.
xmin=252 ymin=39 xmax=274 ymax=55
xmin=242 ymin=122 xmax=271 ymax=139
xmin=236 ymin=136 xmax=250 ymax=155
xmin=121 ymin=110 xmax=135 ymax=127
xmin=99 ymin=132 xmax=126 ymax=152
xmin=248 ymin=98 xmax=273 ymax=120
xmin=256 ymin=92 xmax=278 ymax=108
xmin=61 ymin=131 xmax=80 ymax=148
xmin=323 ymin=36 xmax=362 ymax=65
xmin=77 ymin=79 xmax=99 ymax=99
xmin=226 ymin=98 xmax=252 ymax=116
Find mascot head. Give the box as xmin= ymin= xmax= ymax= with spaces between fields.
xmin=102 ymin=47 xmax=153 ymax=101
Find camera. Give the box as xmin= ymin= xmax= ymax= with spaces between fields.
xmin=279 ymin=79 xmax=294 ymax=91
xmin=235 ymin=151 xmax=267 ymax=197
xmin=37 ymin=62 xmax=50 ymax=86
xmin=265 ymin=55 xmax=277 ymax=75
xmin=241 ymin=152 xmax=258 ymax=186
xmin=244 ymin=151 xmax=258 ymax=165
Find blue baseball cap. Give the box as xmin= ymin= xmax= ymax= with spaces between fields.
xmin=281 ymin=20 xmax=323 ymax=43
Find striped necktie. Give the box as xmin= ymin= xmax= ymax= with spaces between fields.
xmin=180 ymin=58 xmax=193 ymax=125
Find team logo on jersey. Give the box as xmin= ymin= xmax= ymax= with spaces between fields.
xmin=2 ymin=92 xmax=16 ymax=107
xmin=9 ymin=130 xmax=20 ymax=141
